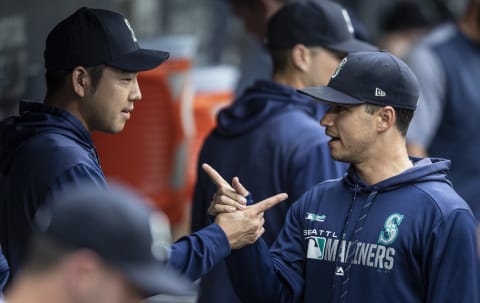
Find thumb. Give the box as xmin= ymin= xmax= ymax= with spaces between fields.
xmin=232 ymin=177 xmax=249 ymax=197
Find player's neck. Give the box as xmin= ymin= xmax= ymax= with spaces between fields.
xmin=272 ymin=72 xmax=305 ymax=90
xmin=44 ymin=95 xmax=91 ymax=132
xmin=353 ymin=139 xmax=412 ymax=186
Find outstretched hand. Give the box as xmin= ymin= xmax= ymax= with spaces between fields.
xmin=202 ymin=163 xmax=249 ymax=215
xmin=202 ymin=163 xmax=288 ymax=249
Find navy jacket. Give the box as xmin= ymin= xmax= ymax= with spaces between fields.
xmin=0 ymin=101 xmax=107 ymax=276
xmin=425 ymin=26 xmax=480 ymax=218
xmin=0 ymin=101 xmax=228 ymax=283
xmin=226 ymin=158 xmax=479 ymax=302
xmin=192 ymin=80 xmax=347 ymax=302
xmin=406 ymin=23 xmax=480 ymax=219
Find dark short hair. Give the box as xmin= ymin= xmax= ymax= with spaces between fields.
xmin=269 ymin=48 xmax=291 ymax=75
xmin=269 ymin=46 xmax=345 ymax=76
xmin=45 ymin=65 xmax=105 ymax=97
xmin=365 ymin=104 xmax=414 ymax=136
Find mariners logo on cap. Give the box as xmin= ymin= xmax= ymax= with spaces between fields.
xmin=341 ymin=9 xmax=354 ymax=34
xmin=331 ymin=57 xmax=348 ymax=79
xmin=124 ymin=18 xmax=138 ymax=43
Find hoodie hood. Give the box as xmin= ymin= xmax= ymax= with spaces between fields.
xmin=215 ymin=80 xmax=326 ymax=137
xmin=0 ymin=101 xmax=94 ymax=175
xmin=344 ymin=157 xmax=452 ymax=193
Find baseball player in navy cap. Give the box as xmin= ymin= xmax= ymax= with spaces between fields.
xmin=0 ymin=7 xmax=169 ymax=280
xmin=191 ymin=1 xmax=375 ymax=302
xmin=207 ymin=51 xmax=480 ymax=302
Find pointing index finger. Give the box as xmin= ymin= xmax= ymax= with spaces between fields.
xmin=202 ymin=163 xmax=234 ymax=190
xmin=250 ymin=193 xmax=288 ymax=214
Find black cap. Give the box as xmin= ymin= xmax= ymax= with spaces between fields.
xmin=299 ymin=51 xmax=419 ymax=110
xmin=44 ymin=7 xmax=170 ymax=72
xmin=34 ymin=184 xmax=194 ymax=298
xmin=267 ymin=0 xmax=377 ymax=53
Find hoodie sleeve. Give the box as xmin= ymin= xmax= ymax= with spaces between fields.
xmin=168 ymin=223 xmax=231 ymax=281
xmin=0 ymin=245 xmax=8 ymax=295
xmin=44 ymin=163 xmax=108 ymax=203
xmin=425 ymin=209 xmax=479 ymax=303
xmin=225 ymin=201 xmax=306 ymax=303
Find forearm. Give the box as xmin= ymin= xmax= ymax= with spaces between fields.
xmin=168 ymin=223 xmax=230 ymax=281
xmin=226 ymin=239 xmax=295 ymax=303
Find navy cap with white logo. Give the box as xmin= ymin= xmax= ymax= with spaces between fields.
xmin=299 ymin=51 xmax=419 ymax=110
xmin=34 ymin=183 xmax=194 ymax=298
xmin=44 ymin=7 xmax=170 ymax=72
xmin=267 ymin=0 xmax=377 ymax=53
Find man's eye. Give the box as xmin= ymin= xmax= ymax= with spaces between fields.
xmin=329 ymin=106 xmax=346 ymax=113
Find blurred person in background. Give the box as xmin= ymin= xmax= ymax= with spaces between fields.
xmin=2 ymin=184 xmax=194 ymax=303
xmin=405 ymin=0 xmax=480 ymax=219
xmin=377 ymin=1 xmax=432 ymax=58
xmin=226 ymin=0 xmax=371 ymax=96
xmin=227 ymin=0 xmax=293 ymax=96
xmin=191 ymin=1 xmax=376 ymax=302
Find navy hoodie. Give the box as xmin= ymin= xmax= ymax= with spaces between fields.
xmin=192 ymin=80 xmax=347 ymax=303
xmin=0 ymin=101 xmax=108 ymax=276
xmin=0 ymin=101 xmax=231 ymax=283
xmin=226 ymin=158 xmax=479 ymax=303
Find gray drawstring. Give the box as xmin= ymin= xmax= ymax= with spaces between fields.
xmin=339 ymin=190 xmax=379 ymax=302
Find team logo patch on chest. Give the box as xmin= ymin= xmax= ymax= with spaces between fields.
xmin=305 ymin=212 xmax=326 ymax=222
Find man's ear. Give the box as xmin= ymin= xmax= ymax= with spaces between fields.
xmin=291 ymin=44 xmax=310 ymax=72
xmin=62 ymin=250 xmax=104 ymax=298
xmin=71 ymin=66 xmax=89 ymax=98
xmin=377 ymin=106 xmax=395 ymax=132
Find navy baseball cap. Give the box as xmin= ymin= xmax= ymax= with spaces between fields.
xmin=299 ymin=51 xmax=419 ymax=110
xmin=34 ymin=184 xmax=194 ymax=298
xmin=44 ymin=7 xmax=170 ymax=72
xmin=267 ymin=0 xmax=377 ymax=53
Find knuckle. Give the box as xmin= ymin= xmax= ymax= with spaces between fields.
xmin=219 ymin=195 xmax=229 ymax=204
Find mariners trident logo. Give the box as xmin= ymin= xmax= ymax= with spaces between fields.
xmin=331 ymin=57 xmax=347 ymax=79
xmin=378 ymin=213 xmax=404 ymax=245
xmin=124 ymin=18 xmax=138 ymax=43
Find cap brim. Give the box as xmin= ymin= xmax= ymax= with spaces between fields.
xmin=107 ymin=49 xmax=170 ymax=72
xmin=124 ymin=262 xmax=196 ymax=298
xmin=299 ymin=86 xmax=365 ymax=105
xmin=326 ymin=38 xmax=377 ymax=54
